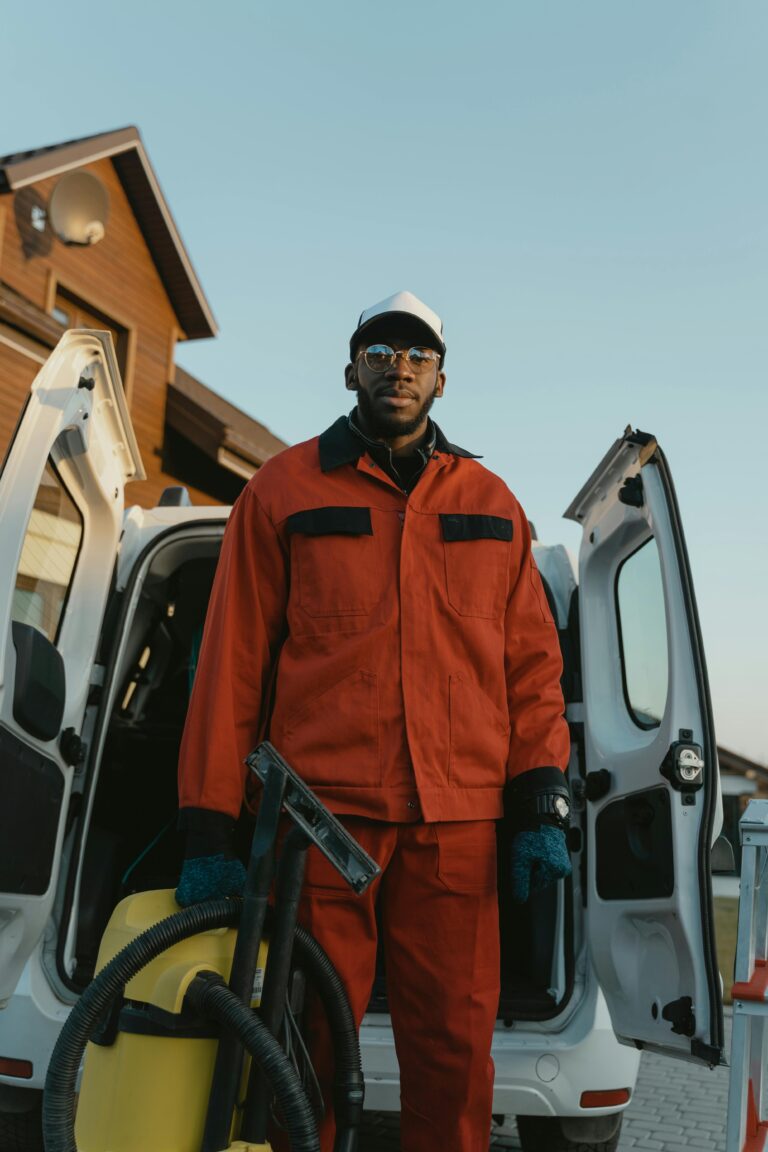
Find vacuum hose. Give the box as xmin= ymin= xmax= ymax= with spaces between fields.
xmin=43 ymin=899 xmax=363 ymax=1152
xmin=186 ymin=973 xmax=318 ymax=1151
xmin=291 ymin=922 xmax=364 ymax=1145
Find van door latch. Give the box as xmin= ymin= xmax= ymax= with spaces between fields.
xmin=572 ymin=769 xmax=612 ymax=801
xmin=662 ymin=995 xmax=696 ymax=1037
xmin=660 ymin=731 xmax=704 ymax=793
xmin=60 ymin=727 xmax=86 ymax=768
xmin=618 ymin=474 xmax=644 ymax=507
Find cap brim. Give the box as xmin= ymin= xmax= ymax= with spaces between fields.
xmin=350 ymin=312 xmax=445 ymax=360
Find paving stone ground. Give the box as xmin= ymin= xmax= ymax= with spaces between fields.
xmin=359 ymin=1014 xmax=732 ymax=1151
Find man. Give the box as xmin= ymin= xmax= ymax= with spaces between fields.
xmin=176 ymin=291 xmax=572 ymax=1152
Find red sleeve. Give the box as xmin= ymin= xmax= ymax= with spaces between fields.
xmin=504 ymin=507 xmax=571 ymax=780
xmin=177 ymin=484 xmax=288 ymax=818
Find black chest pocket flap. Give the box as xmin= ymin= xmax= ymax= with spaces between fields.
xmin=440 ymin=513 xmax=513 ymax=618
xmin=286 ymin=506 xmax=373 ymax=537
xmin=440 ymin=514 xmax=513 ymax=543
xmin=286 ymin=506 xmax=376 ymax=619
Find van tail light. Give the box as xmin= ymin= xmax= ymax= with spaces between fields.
xmin=0 ymin=1057 xmax=33 ymax=1079
xmin=580 ymin=1089 xmax=631 ymax=1108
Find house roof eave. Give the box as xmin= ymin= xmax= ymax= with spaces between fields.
xmin=0 ymin=127 xmax=217 ymax=341
xmin=167 ymin=367 xmax=287 ymax=473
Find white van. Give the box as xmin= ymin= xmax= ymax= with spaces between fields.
xmin=0 ymin=332 xmax=724 ymax=1151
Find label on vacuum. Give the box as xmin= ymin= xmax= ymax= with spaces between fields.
xmin=251 ymin=967 xmax=265 ymax=1007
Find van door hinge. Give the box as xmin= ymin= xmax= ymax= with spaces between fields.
xmin=584 ymin=769 xmax=612 ymax=801
xmin=690 ymin=1037 xmax=725 ymax=1067
xmin=660 ymin=729 xmax=704 ymax=794
xmin=60 ymin=727 xmax=86 ymax=768
xmin=572 ymin=771 xmax=612 ymax=802
xmin=624 ymin=429 xmax=658 ymax=464
xmin=662 ymin=995 xmax=696 ymax=1037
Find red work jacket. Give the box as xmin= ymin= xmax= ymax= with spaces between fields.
xmin=178 ymin=417 xmax=570 ymax=824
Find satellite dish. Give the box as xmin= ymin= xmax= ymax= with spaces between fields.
xmin=48 ymin=171 xmax=109 ymax=246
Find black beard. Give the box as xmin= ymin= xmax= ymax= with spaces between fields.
xmin=355 ymin=386 xmax=438 ymax=442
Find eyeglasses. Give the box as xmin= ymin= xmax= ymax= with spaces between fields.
xmin=360 ymin=344 xmax=440 ymax=373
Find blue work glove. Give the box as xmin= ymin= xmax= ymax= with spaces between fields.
xmin=175 ymin=853 xmax=246 ymax=907
xmin=175 ymin=807 xmax=247 ymax=907
xmin=509 ymin=825 xmax=572 ymax=904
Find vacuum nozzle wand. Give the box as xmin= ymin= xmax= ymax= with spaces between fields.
xmin=246 ymin=742 xmax=382 ymax=894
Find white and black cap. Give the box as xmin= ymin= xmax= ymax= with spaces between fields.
xmin=350 ymin=290 xmax=446 ymax=364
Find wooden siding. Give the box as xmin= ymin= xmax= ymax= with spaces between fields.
xmin=0 ymin=340 xmax=40 ymax=464
xmin=0 ymin=158 xmax=218 ymax=508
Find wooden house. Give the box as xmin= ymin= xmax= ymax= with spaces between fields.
xmin=0 ymin=127 xmax=285 ymax=507
xmin=717 ymin=746 xmax=768 ymax=876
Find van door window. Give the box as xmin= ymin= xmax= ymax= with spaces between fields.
xmin=12 ymin=458 xmax=83 ymax=644
xmin=616 ymin=536 xmax=668 ymax=729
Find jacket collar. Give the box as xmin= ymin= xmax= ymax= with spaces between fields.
xmin=318 ymin=412 xmax=480 ymax=473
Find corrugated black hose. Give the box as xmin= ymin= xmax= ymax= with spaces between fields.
xmin=185 ymin=973 xmax=319 ymax=1152
xmin=292 ymin=923 xmax=364 ymax=1149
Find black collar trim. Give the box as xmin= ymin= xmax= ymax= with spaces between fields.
xmin=433 ymin=423 xmax=480 ymax=460
xmin=318 ymin=413 xmax=479 ymax=472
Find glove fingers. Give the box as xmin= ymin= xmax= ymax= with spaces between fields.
xmin=510 ymin=827 xmax=572 ymax=902
xmin=531 ymin=859 xmax=558 ymax=891
xmin=176 ymin=853 xmax=247 ymax=907
xmin=531 ymin=851 xmax=571 ymax=891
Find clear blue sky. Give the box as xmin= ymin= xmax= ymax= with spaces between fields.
xmin=2 ymin=1 xmax=766 ymax=764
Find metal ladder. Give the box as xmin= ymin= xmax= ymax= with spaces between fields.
xmin=727 ymin=798 xmax=768 ymax=1151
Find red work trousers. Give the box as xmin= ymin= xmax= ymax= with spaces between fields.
xmin=295 ymin=818 xmax=500 ymax=1152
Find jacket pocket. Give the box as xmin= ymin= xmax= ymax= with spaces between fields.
xmin=440 ymin=513 xmax=512 ymax=618
xmin=448 ymin=674 xmax=510 ymax=788
xmin=278 ymin=669 xmax=381 ymax=788
xmin=287 ymin=506 xmax=380 ymax=618
xmin=434 ymin=821 xmax=498 ymax=894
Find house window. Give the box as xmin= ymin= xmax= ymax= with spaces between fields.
xmin=51 ymin=287 xmax=130 ymax=382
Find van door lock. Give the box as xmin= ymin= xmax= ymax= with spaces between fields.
xmin=660 ymin=731 xmax=704 ymax=793
xmin=678 ymin=748 xmax=705 ymax=781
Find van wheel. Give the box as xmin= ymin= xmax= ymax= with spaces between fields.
xmin=0 ymin=1104 xmax=44 ymax=1152
xmin=516 ymin=1114 xmax=622 ymax=1152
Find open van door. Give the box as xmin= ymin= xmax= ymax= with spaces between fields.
xmin=0 ymin=330 xmax=144 ymax=1003
xmin=565 ymin=428 xmax=724 ymax=1065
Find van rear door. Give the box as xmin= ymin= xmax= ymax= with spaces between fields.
xmin=0 ymin=330 xmax=144 ymax=1003
xmin=565 ymin=428 xmax=723 ymax=1065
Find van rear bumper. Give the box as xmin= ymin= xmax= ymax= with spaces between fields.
xmin=0 ymin=956 xmax=71 ymax=1095
xmin=360 ymin=985 xmax=641 ymax=1117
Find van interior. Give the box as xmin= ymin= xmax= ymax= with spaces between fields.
xmin=65 ymin=531 xmax=579 ymax=1023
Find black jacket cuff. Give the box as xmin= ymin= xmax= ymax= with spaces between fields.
xmin=178 ymin=807 xmax=237 ymax=859
xmin=504 ymin=766 xmax=570 ymax=832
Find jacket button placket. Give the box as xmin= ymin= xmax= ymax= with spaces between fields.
xmin=399 ymin=496 xmax=415 ymax=804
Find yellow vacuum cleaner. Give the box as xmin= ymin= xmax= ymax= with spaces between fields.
xmin=74 ymin=888 xmax=269 ymax=1150
xmin=42 ymin=743 xmax=380 ymax=1152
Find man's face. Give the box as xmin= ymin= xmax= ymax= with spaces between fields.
xmin=344 ymin=324 xmax=446 ymax=443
